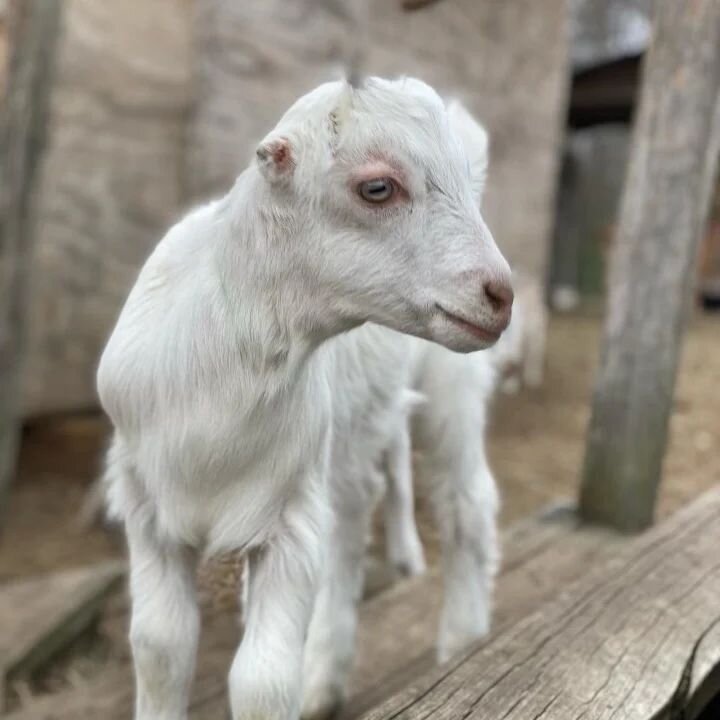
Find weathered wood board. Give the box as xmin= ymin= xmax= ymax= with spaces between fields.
xmin=0 ymin=1 xmax=9 ymax=98
xmin=342 ymin=505 xmax=622 ymax=718
xmin=0 ymin=0 xmax=61 ymax=521
xmin=20 ymin=0 xmax=193 ymax=416
xmin=5 ymin=503 xmax=620 ymax=720
xmin=0 ymin=562 xmax=124 ymax=685
xmin=361 ymin=486 xmax=720 ymax=720
xmin=581 ymin=0 xmax=720 ymax=531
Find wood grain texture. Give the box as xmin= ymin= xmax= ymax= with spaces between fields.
xmin=581 ymin=0 xmax=720 ymax=531
xmin=0 ymin=3 xmax=9 ymax=99
xmin=341 ymin=505 xmax=621 ymax=718
xmin=0 ymin=0 xmax=61 ymax=520
xmin=5 ymin=503 xmax=609 ymax=720
xmin=360 ymin=486 xmax=720 ymax=720
xmin=189 ymin=0 xmax=569 ymax=278
xmin=0 ymin=562 xmax=124 ymax=683
xmin=402 ymin=0 xmax=446 ymax=11
xmin=20 ymin=0 xmax=193 ymax=415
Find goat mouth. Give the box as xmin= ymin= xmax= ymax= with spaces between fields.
xmin=435 ymin=304 xmax=501 ymax=343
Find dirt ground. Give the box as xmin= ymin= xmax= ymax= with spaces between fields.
xmin=1 ymin=311 xmax=718 ymax=583
xmin=489 ymin=311 xmax=719 ymax=524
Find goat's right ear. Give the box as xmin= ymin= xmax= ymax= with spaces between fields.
xmin=256 ymin=135 xmax=295 ymax=184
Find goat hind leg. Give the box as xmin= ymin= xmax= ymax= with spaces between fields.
xmin=416 ymin=415 xmax=500 ymax=665
xmin=383 ymin=421 xmax=426 ymax=577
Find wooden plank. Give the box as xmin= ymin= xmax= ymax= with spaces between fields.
xmin=0 ymin=1 xmax=9 ymax=99
xmin=0 ymin=562 xmax=124 ymax=684
xmin=3 ymin=592 xmax=239 ymax=720
xmin=580 ymin=0 xmax=720 ymax=530
xmin=0 ymin=0 xmax=61 ymax=521
xmin=360 ymin=486 xmax=720 ymax=720
xmin=341 ymin=505 xmax=621 ymax=718
xmin=6 ymin=503 xmax=621 ymax=720
xmin=401 ymin=0 xmax=445 ymax=11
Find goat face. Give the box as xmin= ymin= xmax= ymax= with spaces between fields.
xmin=255 ymin=77 xmax=513 ymax=353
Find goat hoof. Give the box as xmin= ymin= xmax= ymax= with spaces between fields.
xmin=393 ymin=554 xmax=427 ymax=578
xmin=389 ymin=538 xmax=427 ymax=578
xmin=301 ymin=685 xmax=344 ymax=720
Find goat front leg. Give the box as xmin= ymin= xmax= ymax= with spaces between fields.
xmin=301 ymin=465 xmax=381 ymax=720
xmin=127 ymin=519 xmax=200 ymax=720
xmin=229 ymin=483 xmax=329 ymax=720
xmin=383 ymin=421 xmax=426 ymax=577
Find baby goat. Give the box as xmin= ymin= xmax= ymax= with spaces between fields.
xmin=97 ymin=77 xmax=512 ymax=720
xmin=302 ymin=100 xmax=504 ymax=719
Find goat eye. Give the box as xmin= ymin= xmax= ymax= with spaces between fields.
xmin=358 ymin=178 xmax=395 ymax=203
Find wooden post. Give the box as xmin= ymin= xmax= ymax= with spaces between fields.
xmin=0 ymin=0 xmax=61 ymax=524
xmin=580 ymin=0 xmax=720 ymax=532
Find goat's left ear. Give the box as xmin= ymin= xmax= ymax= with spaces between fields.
xmin=446 ymin=100 xmax=489 ymax=204
xmin=256 ymin=135 xmax=295 ymax=184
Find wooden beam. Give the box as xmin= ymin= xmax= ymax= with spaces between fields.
xmin=580 ymin=0 xmax=720 ymax=531
xmin=0 ymin=0 xmax=62 ymax=524
xmin=340 ymin=505 xmax=622 ymax=719
xmin=401 ymin=0 xmax=445 ymax=11
xmin=0 ymin=562 xmax=124 ymax=692
xmin=361 ymin=486 xmax=720 ymax=720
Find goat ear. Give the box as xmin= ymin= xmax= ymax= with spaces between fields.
xmin=446 ymin=100 xmax=489 ymax=204
xmin=256 ymin=136 xmax=294 ymax=184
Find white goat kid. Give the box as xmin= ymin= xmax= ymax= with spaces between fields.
xmin=98 ymin=77 xmax=512 ymax=720
xmin=396 ymin=102 xmax=501 ymax=665
xmin=382 ymin=101 xmax=501 ymax=609
xmin=301 ymin=325 xmax=417 ymax=720
xmin=302 ymin=100 xmax=503 ymax=719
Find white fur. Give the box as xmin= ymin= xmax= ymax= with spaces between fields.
xmin=409 ymin=339 xmax=501 ymax=662
xmin=98 ymin=78 xmax=511 ymax=720
xmin=301 ymin=325 xmax=413 ymax=719
xmin=301 ymin=100 xmax=504 ymax=719
xmin=302 ymin=331 xmax=502 ymax=720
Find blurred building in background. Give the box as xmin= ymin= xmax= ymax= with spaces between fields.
xmin=551 ymin=0 xmax=651 ymax=309
xmin=552 ymin=0 xmax=720 ymax=310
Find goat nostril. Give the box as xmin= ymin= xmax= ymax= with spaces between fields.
xmin=484 ymin=280 xmax=514 ymax=312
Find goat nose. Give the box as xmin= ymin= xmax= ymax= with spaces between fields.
xmin=483 ymin=278 xmax=514 ymax=316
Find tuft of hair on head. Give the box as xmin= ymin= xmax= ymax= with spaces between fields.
xmin=333 ymin=0 xmax=368 ymax=89
xmin=346 ymin=67 xmax=363 ymax=90
xmin=346 ymin=45 xmax=365 ymax=90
